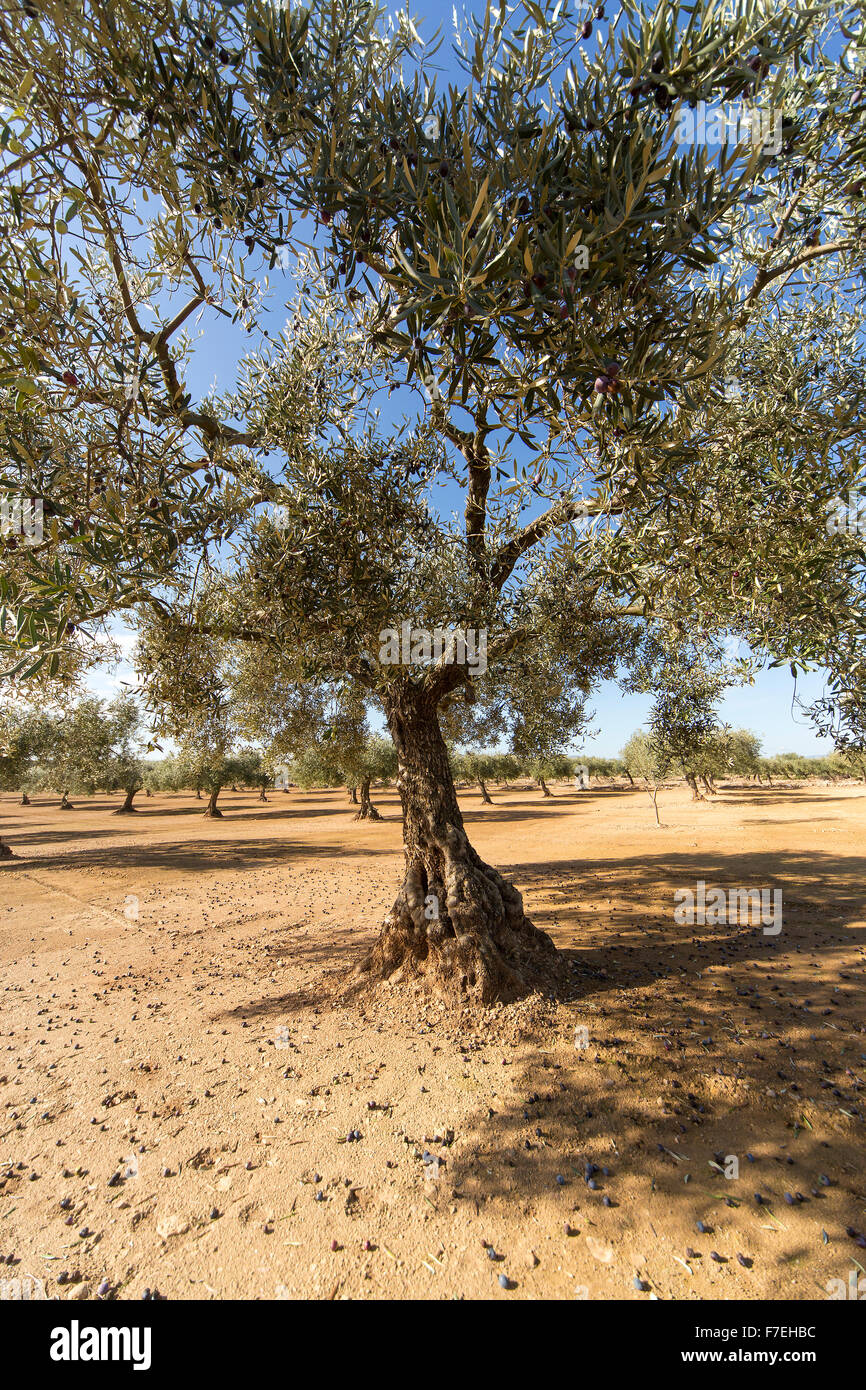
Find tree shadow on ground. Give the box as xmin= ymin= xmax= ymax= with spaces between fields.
xmin=216 ymin=806 xmax=364 ymax=824
xmin=217 ymin=843 xmax=866 ymax=1026
xmin=0 ymin=827 xmax=131 ymax=848
xmin=437 ymin=1071 xmax=865 ymax=1295
xmin=717 ymin=792 xmax=862 ymax=807
xmin=209 ymin=843 xmax=866 ymax=1288
xmin=502 ymin=848 xmax=865 ymax=996
xmin=0 ymin=838 xmax=391 ymax=874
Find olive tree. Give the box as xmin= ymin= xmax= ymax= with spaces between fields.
xmin=623 ymin=630 xmax=745 ymax=797
xmin=453 ymin=749 xmax=501 ymax=804
xmin=3 ymin=0 xmax=866 ymax=1000
xmin=134 ymin=615 xmax=253 ymax=817
xmin=519 ymin=751 xmax=577 ymax=797
xmin=103 ymin=692 xmax=149 ymax=812
xmin=142 ymin=755 xmax=188 ymax=795
xmin=0 ymin=702 xmax=56 ymax=853
xmin=805 ymin=637 xmax=866 ymax=782
xmin=621 ymin=631 xmax=736 ymax=813
xmin=726 ymin=727 xmax=762 ymax=780
xmin=13 ymin=692 xmax=148 ymax=810
xmin=290 ymin=744 xmax=345 ymax=790
xmin=621 ymin=728 xmax=671 ymax=824
xmin=0 ymin=705 xmax=54 ymax=805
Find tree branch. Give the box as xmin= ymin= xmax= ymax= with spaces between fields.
xmin=739 ymin=238 xmax=855 ymax=316
xmin=489 ymin=493 xmax=618 ymax=592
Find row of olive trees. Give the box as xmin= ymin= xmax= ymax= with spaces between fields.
xmin=2 ymin=683 xmax=588 ymax=831
xmin=620 ymin=725 xmax=862 ymax=825
xmin=759 ymin=750 xmax=866 ymax=783
xmin=0 ymin=686 xmax=619 ymax=842
xmin=144 ymin=748 xmax=272 ymax=817
xmin=279 ymin=744 xmax=635 ymax=814
xmin=621 ymin=726 xmax=760 ymax=822
xmin=288 ymin=735 xmax=398 ymax=821
xmin=0 ymin=694 xmax=275 ymax=823
xmin=0 ymin=694 xmax=147 ymax=814
xmin=450 ymin=750 xmax=630 ymax=801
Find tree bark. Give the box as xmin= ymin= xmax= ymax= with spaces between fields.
xmin=348 ymin=785 xmax=358 ymax=804
xmin=477 ymin=777 xmax=493 ymax=804
xmin=686 ymin=772 xmax=705 ymax=801
xmin=113 ymin=785 xmax=139 ymax=814
xmin=537 ymin=775 xmax=553 ymax=797
xmin=203 ymin=786 xmax=223 ymax=818
xmin=354 ymin=776 xmax=382 ymax=821
xmin=352 ymin=689 xmax=562 ymax=1003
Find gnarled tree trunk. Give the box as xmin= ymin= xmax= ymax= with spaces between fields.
xmin=60 ymin=791 xmax=74 ymax=810
xmin=686 ymin=772 xmax=705 ymax=801
xmin=477 ymin=777 xmax=493 ymax=804
xmin=537 ymin=776 xmax=552 ymax=797
xmin=259 ymin=787 xmax=268 ymax=802
xmin=203 ymin=786 xmax=223 ymax=818
xmin=113 ymin=785 xmax=139 ymax=814
xmin=353 ymin=689 xmax=561 ymax=1004
xmin=348 ymin=785 xmax=358 ymax=804
xmin=19 ymin=793 xmax=30 ymax=806
xmin=354 ymin=776 xmax=382 ymax=821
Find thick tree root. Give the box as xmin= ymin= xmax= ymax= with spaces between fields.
xmin=353 ymin=803 xmax=383 ymax=821
xmin=348 ymin=822 xmax=565 ymax=1004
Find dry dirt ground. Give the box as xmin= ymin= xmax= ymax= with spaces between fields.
xmin=1 ymin=780 xmax=864 ymax=1302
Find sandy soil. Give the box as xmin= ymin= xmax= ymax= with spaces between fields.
xmin=1 ymin=779 xmax=864 ymax=1302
